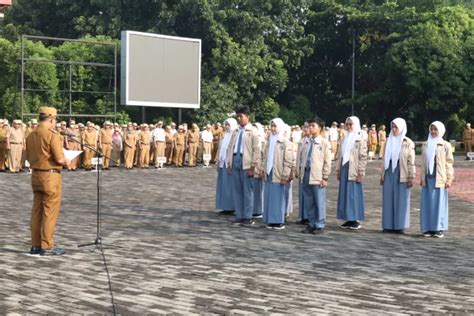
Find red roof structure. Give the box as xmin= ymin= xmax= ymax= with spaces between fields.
xmin=0 ymin=0 xmax=12 ymax=11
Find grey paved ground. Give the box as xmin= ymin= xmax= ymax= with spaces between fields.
xmin=1 ymin=156 xmax=473 ymax=315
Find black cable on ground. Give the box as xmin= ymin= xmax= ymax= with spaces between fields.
xmin=98 ymin=244 xmax=117 ymax=315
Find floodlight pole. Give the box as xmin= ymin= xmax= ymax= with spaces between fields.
xmin=20 ymin=35 xmax=24 ymax=120
xmin=351 ymin=28 xmax=355 ymax=116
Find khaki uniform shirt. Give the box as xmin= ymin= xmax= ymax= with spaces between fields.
xmin=463 ymin=127 xmax=472 ymax=140
xmin=82 ymin=129 xmax=97 ymax=147
xmin=9 ymin=127 xmax=24 ymax=145
xmin=26 ymin=123 xmax=64 ymax=171
xmin=100 ymin=128 xmax=113 ymax=144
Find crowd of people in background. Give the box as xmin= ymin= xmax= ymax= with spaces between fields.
xmin=2 ymin=116 xmax=470 ymax=173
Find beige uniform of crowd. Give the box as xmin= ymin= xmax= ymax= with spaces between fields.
xmin=1 ymin=117 xmax=471 ymax=172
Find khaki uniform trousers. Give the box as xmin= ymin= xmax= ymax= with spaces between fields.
xmin=211 ymin=140 xmax=219 ymax=162
xmin=82 ymin=147 xmax=95 ymax=169
xmin=464 ymin=139 xmax=472 ymax=153
xmin=8 ymin=143 xmax=23 ymax=172
xmin=369 ymin=143 xmax=377 ymax=153
xmin=0 ymin=142 xmax=7 ymax=170
xmin=165 ymin=142 xmax=173 ymax=164
xmin=154 ymin=141 xmax=165 ymax=166
xmin=31 ymin=172 xmax=62 ymax=249
xmin=174 ymin=145 xmax=185 ymax=167
xmin=139 ymin=145 xmax=150 ymax=167
xmin=379 ymin=141 xmax=386 ymax=158
xmin=101 ymin=143 xmax=112 ymax=168
xmin=203 ymin=142 xmax=212 ymax=166
xmin=124 ymin=146 xmax=135 ymax=168
xmin=188 ymin=143 xmax=198 ymax=166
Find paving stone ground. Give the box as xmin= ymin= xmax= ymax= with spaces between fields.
xmin=0 ymin=156 xmax=473 ymax=315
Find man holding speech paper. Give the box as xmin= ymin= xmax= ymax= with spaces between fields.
xmin=26 ymin=107 xmax=70 ymax=256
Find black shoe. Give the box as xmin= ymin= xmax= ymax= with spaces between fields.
xmin=382 ymin=229 xmax=393 ymax=233
xmin=273 ymin=224 xmax=285 ymax=230
xmin=219 ymin=210 xmax=235 ymax=215
xmin=432 ymin=231 xmax=444 ymax=238
xmin=240 ymin=219 xmax=255 ymax=227
xmin=311 ymin=228 xmax=324 ymax=235
xmin=30 ymin=246 xmax=42 ymax=255
xmin=296 ymin=219 xmax=309 ymax=225
xmin=393 ymin=229 xmax=404 ymax=234
xmin=340 ymin=221 xmax=352 ymax=229
xmin=40 ymin=247 xmax=65 ymax=256
xmin=349 ymin=221 xmax=361 ymax=230
xmin=252 ymin=214 xmax=263 ymax=219
xmin=421 ymin=231 xmax=433 ymax=237
xmin=232 ymin=219 xmax=243 ymax=226
xmin=301 ymin=226 xmax=316 ymax=234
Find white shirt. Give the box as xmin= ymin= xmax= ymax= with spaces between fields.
xmin=202 ymin=130 xmax=213 ymax=143
xmin=291 ymin=131 xmax=301 ymax=143
xmin=361 ymin=129 xmax=368 ymax=141
xmin=152 ymin=128 xmax=165 ymax=142
xmin=329 ymin=127 xmax=338 ymax=141
xmin=233 ymin=126 xmax=245 ymax=154
xmin=170 ymin=128 xmax=177 ymax=136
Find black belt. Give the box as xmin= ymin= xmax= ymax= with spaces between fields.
xmin=10 ymin=142 xmax=22 ymax=144
xmin=233 ymin=153 xmax=242 ymax=156
xmin=33 ymin=169 xmax=61 ymax=174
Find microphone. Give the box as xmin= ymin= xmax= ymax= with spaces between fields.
xmin=59 ymin=130 xmax=77 ymax=138
xmin=49 ymin=128 xmax=76 ymax=138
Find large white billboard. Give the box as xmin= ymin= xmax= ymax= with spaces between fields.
xmin=121 ymin=31 xmax=201 ymax=108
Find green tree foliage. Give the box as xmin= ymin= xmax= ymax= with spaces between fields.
xmin=0 ymin=0 xmax=473 ymax=139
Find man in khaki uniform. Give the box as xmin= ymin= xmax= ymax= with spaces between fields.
xmin=187 ymin=123 xmax=200 ymax=167
xmin=26 ymin=107 xmax=69 ymax=256
xmin=201 ymin=124 xmax=213 ymax=166
xmin=139 ymin=124 xmax=151 ymax=168
xmin=211 ymin=123 xmax=224 ymax=163
xmin=164 ymin=125 xmax=174 ymax=165
xmin=66 ymin=121 xmax=81 ymax=170
xmin=368 ymin=124 xmax=378 ymax=155
xmin=99 ymin=121 xmax=113 ymax=170
xmin=463 ymin=123 xmax=472 ymax=159
xmin=152 ymin=121 xmax=166 ymax=167
xmin=7 ymin=119 xmax=25 ymax=173
xmin=82 ymin=122 xmax=97 ymax=170
xmin=0 ymin=119 xmax=8 ymax=171
xmin=123 ymin=123 xmax=138 ymax=169
xmin=378 ymin=125 xmax=387 ymax=159
xmin=174 ymin=126 xmax=186 ymax=167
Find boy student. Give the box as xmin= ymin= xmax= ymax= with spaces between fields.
xmin=226 ymin=106 xmax=261 ymax=227
xmin=297 ymin=117 xmax=332 ymax=234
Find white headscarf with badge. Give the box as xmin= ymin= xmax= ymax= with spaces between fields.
xmin=219 ymin=118 xmax=238 ymax=168
xmin=426 ymin=121 xmax=446 ymax=175
xmin=341 ymin=116 xmax=361 ymax=165
xmin=267 ymin=118 xmax=285 ymax=175
xmin=384 ymin=118 xmax=407 ymax=171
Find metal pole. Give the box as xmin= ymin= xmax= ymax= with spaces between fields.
xmin=69 ymin=63 xmax=72 ymax=117
xmin=142 ymin=106 xmax=145 ymax=123
xmin=178 ymin=109 xmax=182 ymax=124
xmin=20 ymin=35 xmax=24 ymax=121
xmin=351 ymin=29 xmax=355 ymax=116
xmin=113 ymin=44 xmax=117 ymax=123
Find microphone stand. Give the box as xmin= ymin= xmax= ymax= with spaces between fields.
xmin=62 ymin=134 xmax=118 ymax=249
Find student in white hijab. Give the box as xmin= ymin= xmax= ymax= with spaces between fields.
xmin=336 ymin=116 xmax=368 ymax=230
xmin=420 ymin=121 xmax=454 ymax=238
xmin=215 ymin=118 xmax=238 ymax=214
xmin=380 ymin=118 xmax=415 ymax=234
xmin=252 ymin=122 xmax=266 ymax=218
xmin=260 ymin=118 xmax=294 ymax=230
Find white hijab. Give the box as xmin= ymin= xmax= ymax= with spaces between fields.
xmin=253 ymin=122 xmax=265 ymax=143
xmin=426 ymin=121 xmax=446 ymax=175
xmin=384 ymin=118 xmax=407 ymax=171
xmin=341 ymin=116 xmax=361 ymax=165
xmin=267 ymin=118 xmax=285 ymax=175
xmin=219 ymin=118 xmax=238 ymax=168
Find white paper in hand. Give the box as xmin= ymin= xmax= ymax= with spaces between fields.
xmin=63 ymin=149 xmax=82 ymax=161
